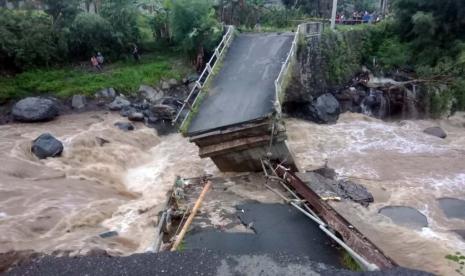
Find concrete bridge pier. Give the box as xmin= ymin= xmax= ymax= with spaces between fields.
xmin=189 ymin=119 xmax=297 ymax=172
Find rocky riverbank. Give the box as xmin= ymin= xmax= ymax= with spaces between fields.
xmin=283 ymin=70 xmax=430 ymax=124
xmin=0 ymin=76 xmax=198 ymax=135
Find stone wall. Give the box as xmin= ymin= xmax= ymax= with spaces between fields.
xmin=284 ymin=28 xmax=367 ymax=104
xmin=283 ymin=27 xmax=430 ymax=121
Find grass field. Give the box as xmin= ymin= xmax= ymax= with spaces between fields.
xmin=0 ymin=51 xmax=192 ymax=103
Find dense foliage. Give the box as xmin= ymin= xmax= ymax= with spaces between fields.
xmin=169 ymin=0 xmax=222 ymax=57
xmin=68 ymin=13 xmax=117 ymax=60
xmin=365 ymin=0 xmax=465 ymax=115
xmin=0 ymin=9 xmax=60 ymax=71
xmin=0 ymin=1 xmax=141 ymax=72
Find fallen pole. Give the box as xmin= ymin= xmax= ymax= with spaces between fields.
xmin=171 ymin=180 xmax=212 ymax=251
xmin=261 ymin=160 xmax=379 ymax=270
xmin=274 ymin=164 xmax=397 ymax=269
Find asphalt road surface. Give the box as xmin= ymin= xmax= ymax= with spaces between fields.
xmin=7 ymin=250 xmax=433 ymax=276
xmin=187 ymin=32 xmax=294 ymax=136
xmin=184 ymin=203 xmax=343 ymax=268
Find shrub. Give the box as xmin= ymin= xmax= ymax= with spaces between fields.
xmin=375 ymin=38 xmax=410 ymax=70
xmin=0 ymin=9 xmax=62 ymax=71
xmin=101 ymin=0 xmax=140 ymax=55
xmin=69 ymin=13 xmax=118 ymax=60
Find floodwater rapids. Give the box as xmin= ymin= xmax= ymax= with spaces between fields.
xmin=0 ymin=112 xmax=217 ymax=256
xmin=0 ymin=110 xmax=464 ymax=275
xmin=287 ymin=112 xmax=465 ymax=275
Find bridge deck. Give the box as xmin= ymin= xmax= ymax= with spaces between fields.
xmin=187 ymin=32 xmax=294 ymax=136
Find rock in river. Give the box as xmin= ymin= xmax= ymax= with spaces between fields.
xmin=31 ymin=133 xmax=63 ymax=159
xmin=423 ymin=127 xmax=447 ymax=139
xmin=310 ymin=93 xmax=341 ymax=124
xmin=114 ymin=122 xmax=134 ymax=132
xmin=12 ymin=97 xmax=59 ymax=122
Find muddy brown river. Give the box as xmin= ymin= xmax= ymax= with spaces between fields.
xmin=287 ymin=112 xmax=465 ymax=275
xmin=0 ymin=111 xmax=464 ymax=275
xmin=0 ymin=112 xmax=216 ymax=256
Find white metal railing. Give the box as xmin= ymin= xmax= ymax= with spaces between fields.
xmin=273 ymin=22 xmax=323 ymax=114
xmin=173 ymin=25 xmax=235 ymax=127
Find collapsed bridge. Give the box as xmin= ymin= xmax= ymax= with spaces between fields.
xmin=171 ymin=22 xmax=398 ymax=272
xmin=174 ymin=24 xmax=324 ymax=172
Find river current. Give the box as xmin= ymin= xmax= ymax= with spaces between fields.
xmin=0 ymin=111 xmax=464 ymax=275
xmin=287 ymin=112 xmax=465 ymax=275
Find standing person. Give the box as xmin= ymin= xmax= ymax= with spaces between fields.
xmin=96 ymin=52 xmax=104 ymax=67
xmin=132 ymin=44 xmax=140 ymax=62
xmin=91 ymin=56 xmax=101 ymax=71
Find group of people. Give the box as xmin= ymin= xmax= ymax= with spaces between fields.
xmin=336 ymin=11 xmax=381 ymax=25
xmin=90 ymin=52 xmax=104 ymax=71
xmin=90 ymin=44 xmax=140 ymax=72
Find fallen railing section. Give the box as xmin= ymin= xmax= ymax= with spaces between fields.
xmin=173 ymin=25 xmax=235 ymax=130
xmin=268 ymin=163 xmax=397 ymax=270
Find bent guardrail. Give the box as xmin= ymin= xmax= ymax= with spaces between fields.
xmin=274 ymin=22 xmax=323 ymax=114
xmin=173 ymin=25 xmax=235 ymax=130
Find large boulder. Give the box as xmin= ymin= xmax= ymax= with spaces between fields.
xmin=31 ymin=133 xmax=63 ymax=159
xmin=299 ymin=169 xmax=374 ymax=207
xmin=310 ymin=93 xmax=341 ymax=124
xmin=108 ymin=96 xmax=131 ymax=111
xmin=337 ymin=180 xmax=374 ymax=207
xmin=71 ymin=95 xmax=86 ymax=109
xmin=424 ymin=127 xmax=447 ymax=139
xmin=139 ymin=85 xmax=163 ymax=103
xmin=12 ymin=97 xmax=59 ymax=122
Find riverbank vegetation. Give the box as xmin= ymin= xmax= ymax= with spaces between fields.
xmin=0 ymin=52 xmax=190 ymax=102
xmin=0 ymin=0 xmax=322 ymax=103
xmin=324 ymin=0 xmax=465 ymax=116
xmin=3 ymin=0 xmax=464 ymax=117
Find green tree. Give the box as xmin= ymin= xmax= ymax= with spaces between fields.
xmin=392 ymin=0 xmax=465 ymax=65
xmin=69 ymin=13 xmax=117 ymax=60
xmin=0 ymin=9 xmax=61 ymax=71
xmin=42 ymin=0 xmax=81 ymax=27
xmin=169 ymin=0 xmax=222 ymax=58
xmin=101 ymin=0 xmax=140 ymax=53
